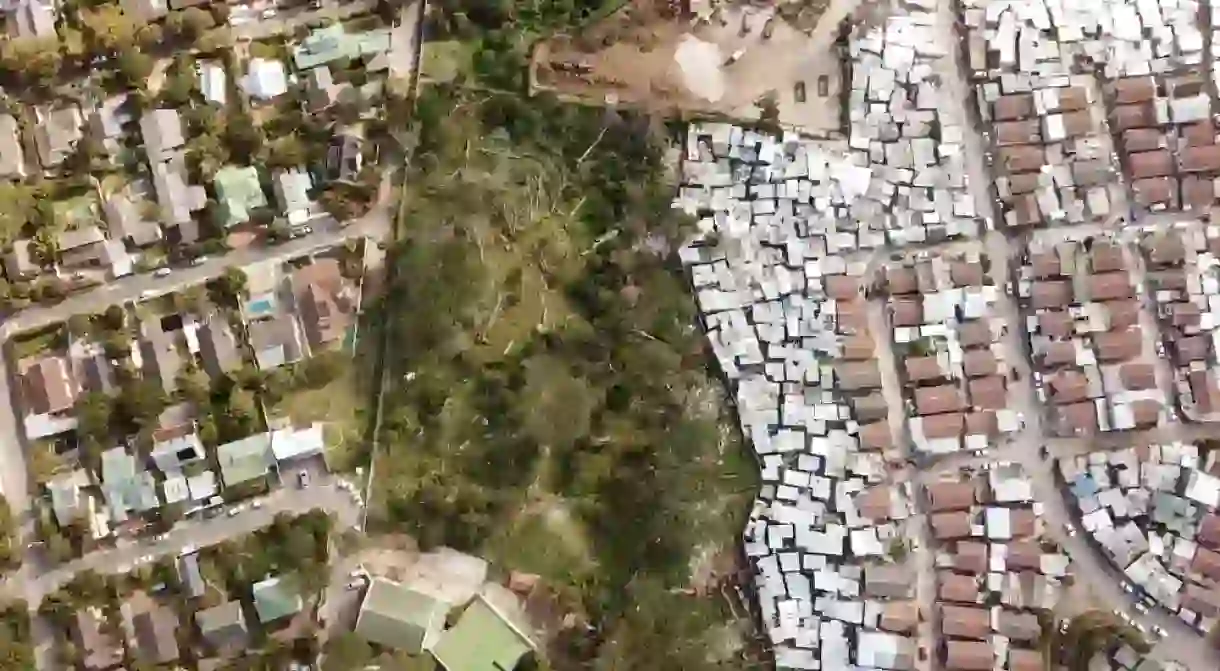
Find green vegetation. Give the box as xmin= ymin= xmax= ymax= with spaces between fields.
xmin=201 ymin=510 xmax=333 ymax=599
xmin=0 ymin=600 xmax=33 ymax=669
xmin=1048 ymin=610 xmax=1150 ymax=671
xmin=369 ymin=82 xmax=756 ymax=667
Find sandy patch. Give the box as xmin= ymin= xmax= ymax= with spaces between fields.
xmin=674 ymin=34 xmax=725 ymax=102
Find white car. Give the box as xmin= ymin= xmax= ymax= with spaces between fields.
xmin=1135 ymin=602 xmax=1149 ymax=614
xmin=252 ymin=499 xmax=263 ymax=509
xmin=179 ymin=544 xmax=197 ymax=556
xmin=1153 ymin=625 xmax=1168 ymax=637
xmin=1120 ymin=582 xmax=1134 ymax=593
xmin=153 ymin=267 xmax=172 ymax=278
xmin=345 ymin=579 xmax=365 ymax=590
xmin=1064 ymin=522 xmax=1078 ymax=537
xmin=261 ymin=7 xmax=277 ymax=18
xmin=227 ymin=507 xmax=242 ymax=517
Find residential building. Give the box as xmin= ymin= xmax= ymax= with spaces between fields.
xmin=244 ymin=59 xmax=287 ymax=100
xmin=152 ymin=154 xmax=207 ymax=225
xmin=7 ymin=0 xmax=55 ymax=39
xmin=58 ymin=225 xmax=107 ymax=267
xmin=119 ymin=0 xmax=166 ymax=21
xmin=139 ymin=325 xmax=183 ymax=395
xmin=431 ymin=596 xmax=535 ymax=671
xmin=274 ymin=169 xmax=314 ymax=224
xmin=306 ymin=66 xmax=338 ymax=110
xmin=20 ymin=353 xmax=79 ymax=439
xmin=327 ymin=132 xmax=364 ymax=182
xmin=178 ymin=552 xmax=205 ymax=597
xmin=125 ymin=593 xmax=180 ymax=664
xmin=270 ymin=423 xmax=325 ymax=463
xmin=47 ymin=469 xmax=90 ymax=526
xmin=248 ymin=313 xmax=304 ymax=369
xmin=0 ymin=114 xmax=24 ymax=177
xmin=214 ymin=165 xmax=268 ymax=226
xmin=292 ymin=25 xmax=391 ymax=70
xmin=252 ymin=575 xmax=303 ymax=623
xmin=150 ymin=423 xmax=205 ymax=472
xmin=31 ymin=105 xmax=82 ymax=168
xmin=198 ymin=61 xmax=227 ymax=105
xmin=355 ymin=579 xmax=448 ymax=654
xmin=196 ymin=600 xmax=249 ymax=652
xmin=73 ymin=607 xmax=123 ymax=670
xmin=216 ymin=433 xmax=273 ymax=487
xmin=105 ymin=192 xmax=163 ymax=247
xmin=199 ymin=316 xmax=243 ymax=377
xmin=101 ymin=447 xmax=160 ymax=523
xmin=291 ymin=258 xmax=355 ymax=351
xmin=140 ymin=108 xmax=185 ymax=163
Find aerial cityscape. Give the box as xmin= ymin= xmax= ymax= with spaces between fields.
xmin=0 ymin=0 xmax=1218 ymax=668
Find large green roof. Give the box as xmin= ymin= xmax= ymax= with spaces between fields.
xmin=252 ymin=575 xmax=303 ymax=623
xmin=431 ymin=598 xmax=532 ymax=671
xmin=355 ymin=579 xmax=447 ymax=654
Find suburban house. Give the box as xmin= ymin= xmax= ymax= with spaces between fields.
xmin=178 ymin=552 xmax=205 ymax=597
xmin=90 ymin=93 xmax=135 ymax=162
xmin=196 ymin=600 xmax=249 ymax=653
xmin=123 ymin=592 xmax=180 ymax=664
xmin=215 ymin=165 xmax=268 ymax=226
xmin=47 ymin=468 xmax=90 ymax=526
xmin=355 ymin=579 xmax=448 ymax=654
xmin=105 ymin=191 xmax=164 ymax=247
xmin=119 ymin=0 xmax=167 ymax=22
xmin=252 ymin=575 xmax=304 ymax=623
xmin=216 ymin=433 xmax=273 ymax=488
xmin=140 ymin=108 xmax=185 ymax=163
xmin=150 ymin=423 xmax=205 ymax=472
xmin=138 ymin=323 xmax=183 ymax=394
xmin=101 ymin=447 xmax=160 ymax=523
xmin=327 ymin=133 xmax=364 ymax=182
xmin=7 ymin=0 xmax=56 ymax=40
xmin=20 ymin=354 xmax=77 ymax=417
xmin=0 ymin=114 xmax=25 ymax=177
xmin=31 ymin=105 xmax=83 ymax=168
xmin=269 ymin=423 xmax=325 ymax=464
xmin=72 ymin=607 xmax=123 ymax=671
xmin=292 ymin=24 xmax=391 ymax=70
xmin=58 ymin=225 xmax=107 ymax=267
xmin=152 ymin=154 xmax=207 ymax=226
xmin=198 ymin=61 xmax=227 ymax=105
xmin=291 ymin=259 xmax=355 ymax=352
xmin=199 ymin=316 xmax=243 ymax=377
xmin=306 ymin=67 xmax=339 ymax=110
xmin=248 ymin=312 xmax=304 ymax=369
xmin=274 ymin=169 xmax=314 ymax=225
xmin=430 ymin=595 xmax=536 ymax=671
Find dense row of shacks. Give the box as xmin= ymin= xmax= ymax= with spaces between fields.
xmin=1062 ymin=444 xmax=1220 ymax=635
xmin=846 ymin=4 xmax=985 ymax=245
xmin=678 ymin=117 xmax=922 ymax=668
xmin=877 ymin=252 xmax=1021 ymax=455
xmin=1138 ymin=222 xmax=1220 ymax=421
xmin=1016 ymin=234 xmax=1169 ymax=435
xmin=925 ymin=468 xmax=1070 ymax=671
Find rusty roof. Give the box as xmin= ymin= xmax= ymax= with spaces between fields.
xmin=938 ymin=572 xmax=981 ymax=603
xmin=921 ymin=412 xmax=966 ymax=439
xmin=1030 ymin=280 xmax=1074 ymax=309
xmin=1087 ymin=272 xmax=1133 ymax=301
xmin=932 ymin=511 xmax=973 ymax=540
xmin=1058 ymin=402 xmax=1100 ymax=435
xmin=993 ymin=93 xmax=1035 ymax=120
xmin=824 ymin=274 xmax=862 ymax=300
xmin=963 ymin=349 xmax=998 ymax=378
xmin=998 ymin=145 xmax=1045 ymax=173
xmin=928 ymin=481 xmax=976 ymax=512
xmin=1182 ymin=121 xmax=1216 ymax=147
xmin=837 ymin=361 xmax=882 ymax=391
xmin=1131 ymin=176 xmax=1177 ymax=206
xmin=1113 ymin=103 xmax=1155 ymax=131
xmin=955 ymin=542 xmax=987 ymax=574
xmin=859 ymin=421 xmax=894 ymax=450
xmin=965 ymin=410 xmax=998 ymax=437
xmin=915 ymin=384 xmax=967 ymax=415
xmin=950 ymin=261 xmax=985 ymax=288
xmin=1122 ymin=128 xmax=1164 ymax=153
xmin=1047 ymin=370 xmax=1090 ymax=403
xmin=941 ymin=605 xmax=991 ymax=640
xmin=906 ymin=355 xmax=946 ymax=382
xmin=1113 ymin=76 xmax=1157 ymax=104
xmin=968 ymin=375 xmax=1008 ymax=410
xmin=891 ymin=299 xmax=924 ymax=327
xmin=1094 ymin=328 xmax=1142 ymax=362
xmin=1181 ymin=144 xmax=1220 ymax=173
xmin=1037 ymin=312 xmax=1074 ymax=339
xmin=996 ymin=119 xmax=1042 ymax=145
xmin=1183 ymin=175 xmax=1217 ymax=210
xmin=958 ymin=321 xmax=995 ymax=347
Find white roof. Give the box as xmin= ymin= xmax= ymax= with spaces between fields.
xmin=244 ymin=59 xmax=288 ymax=100
xmin=270 ymin=423 xmax=324 ymax=461
xmin=1185 ymin=470 xmax=1220 ymax=508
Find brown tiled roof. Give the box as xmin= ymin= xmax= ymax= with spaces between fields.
xmin=996 ymin=119 xmax=1042 ymax=145
xmin=1056 ymin=87 xmax=1089 ymax=111
xmin=950 ymin=262 xmax=985 ymax=288
xmin=906 ymin=356 xmax=945 ymax=382
xmin=1030 ymin=280 xmax=1073 ymax=309
xmin=916 ymin=385 xmax=967 ymax=415
xmin=1008 ymin=649 xmax=1043 ymax=671
xmin=859 ymin=421 xmax=894 ymax=450
xmin=1106 ymin=299 xmax=1142 ymax=330
xmin=841 ymin=333 xmax=875 ymax=360
xmin=1041 ymin=341 xmax=1078 ymax=369
xmin=1010 ymin=509 xmax=1037 ymax=538
xmin=1178 ymin=336 xmax=1211 ymax=364
xmin=1029 ymin=252 xmax=1061 ymax=278
xmin=1181 ymin=144 xmax=1220 ymax=173
xmin=1130 ymin=149 xmax=1174 ymax=179
xmin=1199 ymin=514 xmax=1220 ymax=549
xmin=1183 ymin=121 xmax=1218 ymax=147
xmin=1123 ymin=128 xmax=1164 ymax=152
xmin=928 ymin=481 xmax=976 ymax=511
xmin=1058 ymin=111 xmax=1093 ymax=137
xmin=837 ymin=361 xmax=882 ymax=391
xmin=891 ymin=299 xmax=923 ymax=327
xmin=946 ymin=640 xmax=993 ymax=671
xmin=850 ymin=392 xmax=888 ymax=423
xmin=836 ymin=299 xmax=869 ymax=333
xmin=21 ymin=356 xmax=77 ymax=415
xmin=964 ymin=411 xmax=998 ymax=437
xmin=1131 ymin=399 xmax=1162 ymax=427
xmin=963 ymin=350 xmax=998 ymax=378
xmin=825 ymin=274 xmax=862 ymax=300
xmin=1190 ymin=370 xmax=1220 ymax=413
xmin=958 ymin=321 xmax=995 ymax=347
xmin=921 ymin=412 xmax=966 ymax=439
xmin=1047 ymin=370 xmax=1089 ymax=403
xmin=1087 ymin=272 xmax=1133 ymax=301
xmin=956 ymin=541 xmax=988 ymax=574
xmin=1094 ymin=328 xmax=1142 ymax=362
xmin=1058 ymin=402 xmax=1099 ymax=435
xmin=1113 ymin=103 xmax=1155 ymax=131
xmin=1006 ymin=539 xmax=1042 ymax=570
xmin=1183 ymin=175 xmax=1218 ymax=210
xmin=968 ymin=376 xmax=1007 ymax=410
xmin=1113 ymin=77 xmax=1157 ymax=104
xmin=998 ymin=145 xmax=1045 ymax=173
xmin=1131 ymin=176 xmax=1177 ymax=206
xmin=1090 ymin=243 xmax=1126 ymax=273
xmin=1170 ymin=301 xmax=1203 ymax=327
xmin=1119 ymin=363 xmax=1158 ymax=391
xmin=1037 ymin=312 xmax=1074 ymax=339
xmin=997 ymin=610 xmax=1041 ymax=641
xmin=885 ymin=267 xmax=919 ymax=295
xmin=993 ymin=94 xmax=1034 ymax=120
xmin=880 ymin=601 xmax=919 ymax=633
xmin=855 ymin=486 xmax=893 ymax=521
xmin=938 ymin=572 xmax=980 ymax=603
xmin=932 ymin=511 xmax=973 ymax=539
xmin=942 ymin=605 xmax=991 ymax=639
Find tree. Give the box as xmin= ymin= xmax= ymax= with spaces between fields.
xmin=67 ymin=314 xmax=92 ymax=337
xmin=116 ymin=379 xmax=168 ymax=429
xmin=176 ymin=367 xmax=210 ymax=406
xmin=266 ymin=134 xmax=307 ymax=170
xmin=518 ymin=355 xmax=597 ymax=452
xmin=323 ymin=632 xmax=373 ymax=671
xmin=229 ymin=388 xmax=257 ymax=420
xmin=0 ymin=38 xmax=61 ymax=86
xmin=166 ymin=7 xmax=215 ymax=42
xmin=80 ymin=3 xmax=138 ymax=54
xmin=136 ymin=23 xmax=163 ymax=50
xmin=117 ymin=48 xmax=155 ymax=89
xmin=75 ymin=391 xmax=114 ymax=449
xmin=209 ymin=266 xmax=248 ymax=307
xmin=0 ymin=183 xmax=37 ymax=247
xmin=223 ymin=113 xmax=264 ymax=164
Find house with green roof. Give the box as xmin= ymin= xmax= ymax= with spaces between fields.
xmin=430 ymin=597 xmax=534 ymax=671
xmin=355 ymin=579 xmax=447 ymax=654
xmin=214 ymin=165 xmax=268 ymax=227
xmin=216 ymin=433 xmax=273 ymax=488
xmin=292 ymin=25 xmax=392 ymax=70
xmin=252 ymin=575 xmax=303 ymax=623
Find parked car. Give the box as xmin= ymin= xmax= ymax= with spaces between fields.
xmin=153 ymin=267 xmax=172 ymax=278
xmin=299 ymin=470 xmax=310 ymax=487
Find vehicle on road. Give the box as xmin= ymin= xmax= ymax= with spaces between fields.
xmin=345 ymin=579 xmax=365 ymax=590
xmin=261 ymin=7 xmax=277 ymax=17
xmin=153 ymin=267 xmax=172 ymax=278
xmin=1135 ymin=602 xmax=1148 ymax=614
xmin=179 ymin=544 xmax=197 ymax=556
xmin=1120 ymin=582 xmax=1133 ymax=593
xmin=1064 ymin=522 xmax=1077 ymax=536
xmin=1153 ymin=625 xmax=1167 ymax=638
xmin=252 ymin=499 xmax=263 ymax=509
xmin=227 ymin=507 xmax=242 ymax=517
xmin=299 ymin=470 xmax=310 ymax=487
xmin=191 ymin=256 xmax=210 ymax=266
